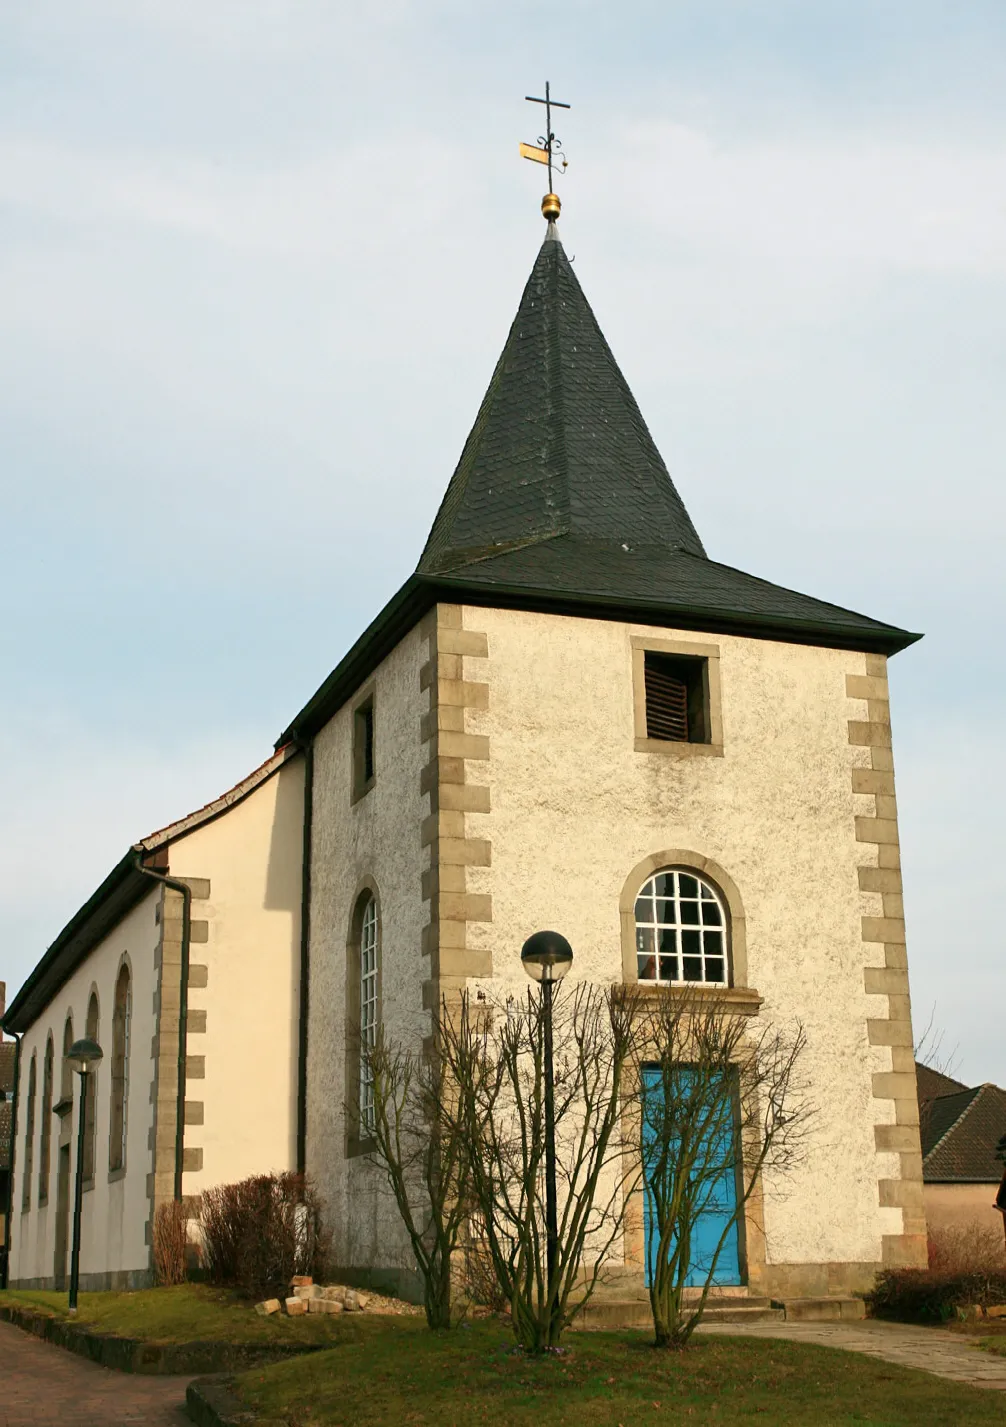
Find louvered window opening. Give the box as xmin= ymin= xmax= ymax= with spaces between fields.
xmin=643 ymin=651 xmax=707 ymax=743
xmin=645 ymin=662 xmax=690 ymax=741
xmin=635 ymin=870 xmax=728 ymax=986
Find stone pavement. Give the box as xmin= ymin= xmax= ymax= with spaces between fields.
xmin=698 ymin=1316 xmax=1006 ymax=1391
xmin=0 ymin=1319 xmax=192 ymax=1425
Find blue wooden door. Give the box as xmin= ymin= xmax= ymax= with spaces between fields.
xmin=642 ymin=1066 xmax=741 ymax=1288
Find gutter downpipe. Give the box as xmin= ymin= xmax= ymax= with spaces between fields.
xmin=296 ymin=739 xmax=314 ymax=1176
xmin=133 ymin=853 xmax=191 ymax=1202
xmin=1 ymin=1030 xmax=22 ymax=1288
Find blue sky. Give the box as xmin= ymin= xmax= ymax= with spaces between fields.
xmin=2 ymin=1 xmax=1003 ymax=1082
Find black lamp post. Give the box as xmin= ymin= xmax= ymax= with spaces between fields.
xmin=520 ymin=930 xmax=573 ymax=1329
xmin=66 ymin=1037 xmax=102 ymax=1315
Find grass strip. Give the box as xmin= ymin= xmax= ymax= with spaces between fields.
xmin=234 ymin=1316 xmax=1006 ymax=1426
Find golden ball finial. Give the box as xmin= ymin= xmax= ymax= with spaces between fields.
xmin=541 ymin=192 xmax=561 ymax=222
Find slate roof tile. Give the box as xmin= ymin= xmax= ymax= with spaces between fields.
xmin=418 ymin=228 xmax=918 ymax=654
xmin=420 ymin=227 xmax=705 ymax=571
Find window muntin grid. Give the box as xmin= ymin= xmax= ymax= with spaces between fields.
xmin=634 ymin=870 xmax=727 ymax=986
xmin=359 ymin=897 xmax=379 ymax=1134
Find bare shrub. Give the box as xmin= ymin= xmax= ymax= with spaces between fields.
xmin=448 ymin=982 xmax=642 ymax=1351
xmin=152 ymin=1200 xmax=189 ymax=1286
xmin=868 ymin=1266 xmax=1006 ymax=1320
xmin=200 ymin=1172 xmax=329 ymax=1301
xmin=928 ymin=1220 xmax=1006 ymax=1275
xmin=463 ymin=1217 xmax=508 ymax=1314
xmin=362 ymin=1004 xmax=485 ymax=1329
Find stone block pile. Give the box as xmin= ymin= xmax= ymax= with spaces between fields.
xmin=255 ymin=1277 xmax=371 ymax=1317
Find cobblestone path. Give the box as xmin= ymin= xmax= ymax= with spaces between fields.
xmin=699 ymin=1316 xmax=1006 ymax=1390
xmin=0 ymin=1320 xmax=191 ymax=1425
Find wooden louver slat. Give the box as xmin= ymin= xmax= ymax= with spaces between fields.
xmin=645 ymin=663 xmax=689 ymax=741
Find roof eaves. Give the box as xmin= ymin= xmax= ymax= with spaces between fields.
xmin=2 ymin=851 xmax=148 ymax=1034
xmin=430 ymin=569 xmax=921 ymax=656
xmin=137 ymin=744 xmax=298 ymax=852
xmin=275 ymin=574 xmax=434 ymax=747
xmin=2 ymin=746 xmax=303 ymax=1036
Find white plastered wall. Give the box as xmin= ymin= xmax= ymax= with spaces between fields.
xmin=460 ymin=606 xmax=903 ymax=1275
xmin=306 ymin=624 xmax=428 ymax=1279
xmin=167 ymin=754 xmax=304 ymax=1197
xmin=9 ymin=889 xmax=159 ymax=1288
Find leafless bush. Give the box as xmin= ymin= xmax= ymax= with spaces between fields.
xmin=362 ymin=1004 xmax=486 ymax=1329
xmin=152 ymin=1200 xmax=189 ymax=1286
xmin=462 ymin=1215 xmax=508 ymax=1314
xmin=446 ymin=982 xmax=641 ymax=1351
xmin=199 ymin=1172 xmax=329 ymax=1301
xmin=929 ymin=1220 xmax=1006 ymax=1274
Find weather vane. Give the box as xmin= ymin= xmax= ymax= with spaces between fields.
xmin=521 ymin=81 xmax=570 ymax=222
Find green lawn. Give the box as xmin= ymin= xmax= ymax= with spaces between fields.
xmin=233 ymin=1316 xmax=1006 ymax=1426
xmin=0 ymin=1284 xmax=347 ymax=1346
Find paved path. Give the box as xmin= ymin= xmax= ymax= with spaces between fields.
xmin=698 ymin=1317 xmax=1006 ymax=1391
xmin=0 ymin=1320 xmax=192 ymax=1425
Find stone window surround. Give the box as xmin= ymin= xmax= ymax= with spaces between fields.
xmin=345 ymin=876 xmax=382 ymax=1159
xmin=630 ymin=636 xmax=724 ymax=759
xmin=350 ymin=683 xmax=377 ymax=805
xmin=618 ymin=850 xmax=758 ymax=1013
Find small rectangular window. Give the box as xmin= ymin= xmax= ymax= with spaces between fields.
xmin=644 ymin=652 xmax=708 ymax=744
xmin=352 ymin=694 xmax=375 ymax=801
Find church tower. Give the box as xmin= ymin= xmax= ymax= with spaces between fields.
xmin=293 ymin=201 xmax=926 ymax=1303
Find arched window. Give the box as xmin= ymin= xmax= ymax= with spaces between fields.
xmin=82 ymin=993 xmax=99 ymax=1183
xmin=634 ymin=869 xmax=728 ymax=986
xmin=109 ymin=964 xmax=131 ymax=1172
xmin=359 ymin=897 xmax=379 ymax=1134
xmin=22 ymin=1053 xmax=37 ymax=1210
xmin=60 ymin=1015 xmax=74 ymax=1104
xmin=38 ymin=1037 xmax=54 ymax=1205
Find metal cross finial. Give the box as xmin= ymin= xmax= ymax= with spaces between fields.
xmin=523 ymin=81 xmax=571 ymax=195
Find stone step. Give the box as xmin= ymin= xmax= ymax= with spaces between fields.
xmin=573 ymin=1296 xmax=784 ymax=1331
xmin=779 ymin=1296 xmax=866 ymax=1322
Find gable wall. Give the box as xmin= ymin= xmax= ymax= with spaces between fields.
xmin=446 ymin=604 xmax=924 ymax=1296
xmin=9 ymin=889 xmax=160 ymax=1289
xmin=166 ymin=754 xmax=305 ymax=1201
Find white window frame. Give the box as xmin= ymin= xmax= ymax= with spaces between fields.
xmin=359 ymin=898 xmax=379 ymax=1134
xmin=634 ymin=868 xmax=728 ymax=987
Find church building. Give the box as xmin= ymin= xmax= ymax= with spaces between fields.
xmin=4 ymin=198 xmax=926 ymax=1305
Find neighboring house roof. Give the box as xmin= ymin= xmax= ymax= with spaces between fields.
xmin=0 ymin=1100 xmax=10 ymax=1172
xmin=0 ymin=1043 xmax=15 ymax=1095
xmin=916 ymin=1062 xmax=968 ymax=1105
xmin=277 ymin=226 xmax=920 ymax=747
xmin=921 ymin=1082 xmax=1006 ymax=1183
xmin=0 ymin=1042 xmax=13 ymax=1174
xmin=2 ymin=746 xmax=297 ymax=1036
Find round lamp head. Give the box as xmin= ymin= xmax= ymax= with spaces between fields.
xmin=521 ymin=930 xmax=573 ymax=985
xmin=67 ymin=1037 xmax=103 ymax=1074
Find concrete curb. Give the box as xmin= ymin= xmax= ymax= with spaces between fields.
xmin=186 ymin=1374 xmax=288 ymax=1426
xmin=0 ymin=1302 xmax=323 ymax=1376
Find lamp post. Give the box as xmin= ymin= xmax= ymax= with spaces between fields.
xmin=520 ymin=930 xmax=573 ymax=1330
xmin=66 ymin=1037 xmax=102 ymax=1315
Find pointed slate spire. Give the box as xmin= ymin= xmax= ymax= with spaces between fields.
xmin=418 ymin=230 xmax=705 ymax=574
